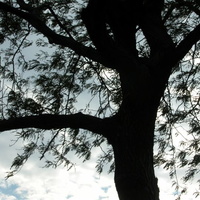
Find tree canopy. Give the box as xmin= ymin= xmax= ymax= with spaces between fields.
xmin=0 ymin=0 xmax=200 ymax=199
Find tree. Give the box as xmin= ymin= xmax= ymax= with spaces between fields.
xmin=0 ymin=0 xmax=200 ymax=199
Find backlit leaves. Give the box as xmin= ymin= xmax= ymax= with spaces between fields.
xmin=0 ymin=1 xmax=199 ymax=195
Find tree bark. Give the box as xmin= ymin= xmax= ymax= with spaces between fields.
xmin=95 ymin=57 xmax=159 ymax=200
xmin=111 ymin=106 xmax=160 ymax=200
xmin=81 ymin=1 xmax=165 ymax=197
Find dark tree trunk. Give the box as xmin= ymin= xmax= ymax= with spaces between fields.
xmin=81 ymin=1 xmax=174 ymax=199
xmin=108 ymin=62 xmax=163 ymax=200
xmin=112 ymin=107 xmax=160 ymax=200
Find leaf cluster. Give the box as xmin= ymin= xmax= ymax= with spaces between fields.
xmin=155 ymin=43 xmax=200 ymax=192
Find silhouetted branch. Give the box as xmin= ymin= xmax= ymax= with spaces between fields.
xmin=173 ymin=23 xmax=200 ymax=65
xmin=0 ymin=113 xmax=107 ymax=135
xmin=0 ymin=2 xmax=108 ymax=67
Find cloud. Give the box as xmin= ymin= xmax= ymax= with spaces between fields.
xmin=0 ymin=162 xmax=117 ymax=200
xmin=0 ymin=131 xmax=118 ymax=200
xmin=0 ymin=131 xmax=198 ymax=200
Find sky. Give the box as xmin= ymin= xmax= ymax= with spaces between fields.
xmin=0 ymin=130 xmax=199 ymax=200
xmin=0 ymin=6 xmax=199 ymax=200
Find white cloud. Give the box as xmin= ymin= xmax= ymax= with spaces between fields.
xmin=0 ymin=162 xmax=118 ymax=200
xmin=0 ymin=131 xmax=198 ymax=200
xmin=0 ymin=194 xmax=17 ymax=200
xmin=0 ymin=131 xmax=118 ymax=200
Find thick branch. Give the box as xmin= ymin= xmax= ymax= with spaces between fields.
xmin=150 ymin=24 xmax=200 ymax=95
xmin=81 ymin=0 xmax=140 ymax=70
xmin=81 ymin=0 xmax=118 ymax=65
xmin=0 ymin=113 xmax=108 ymax=136
xmin=0 ymin=2 xmax=109 ymax=67
xmin=173 ymin=23 xmax=200 ymax=65
xmin=139 ymin=0 xmax=175 ymax=57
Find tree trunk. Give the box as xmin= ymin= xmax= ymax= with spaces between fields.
xmin=81 ymin=2 xmax=170 ymax=198
xmin=110 ymin=63 xmax=162 ymax=200
xmin=112 ymin=107 xmax=159 ymax=200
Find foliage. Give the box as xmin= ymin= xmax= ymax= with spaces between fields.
xmin=0 ymin=0 xmax=120 ymax=177
xmin=0 ymin=0 xmax=199 ymax=198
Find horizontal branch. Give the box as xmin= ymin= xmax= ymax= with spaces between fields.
xmin=0 ymin=2 xmax=109 ymax=67
xmin=0 ymin=113 xmax=108 ymax=136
